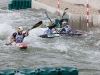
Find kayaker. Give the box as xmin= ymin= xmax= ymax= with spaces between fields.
xmin=60 ymin=21 xmax=72 ymax=34
xmin=44 ymin=23 xmax=58 ymax=34
xmin=39 ymin=23 xmax=57 ymax=38
xmin=10 ymin=27 xmax=29 ymax=44
xmin=44 ymin=24 xmax=53 ymax=34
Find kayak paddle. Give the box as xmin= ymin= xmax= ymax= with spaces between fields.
xmin=5 ymin=43 xmax=12 ymax=46
xmin=45 ymin=12 xmax=60 ymax=32
xmin=45 ymin=12 xmax=52 ymax=23
xmin=62 ymin=8 xmax=68 ymax=18
xmin=28 ymin=21 xmax=42 ymax=31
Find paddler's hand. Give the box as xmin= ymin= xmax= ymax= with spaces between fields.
xmin=25 ymin=30 xmax=29 ymax=37
xmin=26 ymin=30 xmax=28 ymax=33
xmin=12 ymin=42 xmax=16 ymax=45
xmin=51 ymin=22 xmax=55 ymax=25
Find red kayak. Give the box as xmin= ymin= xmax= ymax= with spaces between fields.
xmin=5 ymin=43 xmax=28 ymax=49
xmin=16 ymin=43 xmax=27 ymax=49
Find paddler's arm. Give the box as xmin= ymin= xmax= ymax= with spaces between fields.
xmin=10 ymin=36 xmax=16 ymax=44
xmin=24 ymin=30 xmax=29 ymax=37
xmin=10 ymin=32 xmax=17 ymax=44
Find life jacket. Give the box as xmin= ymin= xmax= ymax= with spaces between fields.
xmin=44 ymin=27 xmax=52 ymax=34
xmin=64 ymin=25 xmax=72 ymax=33
xmin=14 ymin=32 xmax=24 ymax=43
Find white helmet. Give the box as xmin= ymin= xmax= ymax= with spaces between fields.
xmin=18 ymin=27 xmax=23 ymax=31
xmin=46 ymin=24 xmax=51 ymax=27
xmin=62 ymin=21 xmax=67 ymax=24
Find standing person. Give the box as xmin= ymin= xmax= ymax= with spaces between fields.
xmin=10 ymin=27 xmax=29 ymax=44
xmin=60 ymin=21 xmax=72 ymax=34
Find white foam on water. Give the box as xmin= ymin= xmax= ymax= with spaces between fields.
xmin=24 ymin=28 xmax=45 ymax=47
xmin=15 ymin=73 xmax=25 ymax=75
xmin=95 ymin=41 xmax=100 ymax=46
xmin=55 ymin=43 xmax=69 ymax=52
xmin=0 ymin=23 xmax=15 ymax=40
xmin=23 ymin=28 xmax=74 ymax=52
xmin=0 ymin=7 xmax=100 ymax=73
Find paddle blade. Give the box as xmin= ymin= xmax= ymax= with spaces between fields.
xmin=62 ymin=8 xmax=68 ymax=18
xmin=5 ymin=43 xmax=12 ymax=46
xmin=45 ymin=12 xmax=52 ymax=22
xmin=65 ymin=8 xmax=69 ymax=10
xmin=29 ymin=21 xmax=42 ymax=31
xmin=33 ymin=21 xmax=42 ymax=28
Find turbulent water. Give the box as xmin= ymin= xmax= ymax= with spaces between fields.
xmin=0 ymin=0 xmax=100 ymax=75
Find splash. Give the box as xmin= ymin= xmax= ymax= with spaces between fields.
xmin=0 ymin=23 xmax=15 ymax=40
xmin=24 ymin=28 xmax=44 ymax=44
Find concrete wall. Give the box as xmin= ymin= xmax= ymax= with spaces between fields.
xmin=32 ymin=0 xmax=100 ymax=31
xmin=68 ymin=14 xmax=92 ymax=30
xmin=32 ymin=0 xmax=63 ymax=14
xmin=63 ymin=0 xmax=86 ymax=4
xmin=63 ymin=0 xmax=100 ymax=10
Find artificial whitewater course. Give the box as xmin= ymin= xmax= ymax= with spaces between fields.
xmin=0 ymin=0 xmax=100 ymax=75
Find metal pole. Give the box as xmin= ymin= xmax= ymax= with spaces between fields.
xmin=86 ymin=0 xmax=89 ymax=27
xmin=58 ymin=0 xmax=60 ymax=19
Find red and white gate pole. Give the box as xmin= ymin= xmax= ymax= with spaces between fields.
xmin=58 ymin=0 xmax=60 ymax=19
xmin=86 ymin=0 xmax=89 ymax=27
